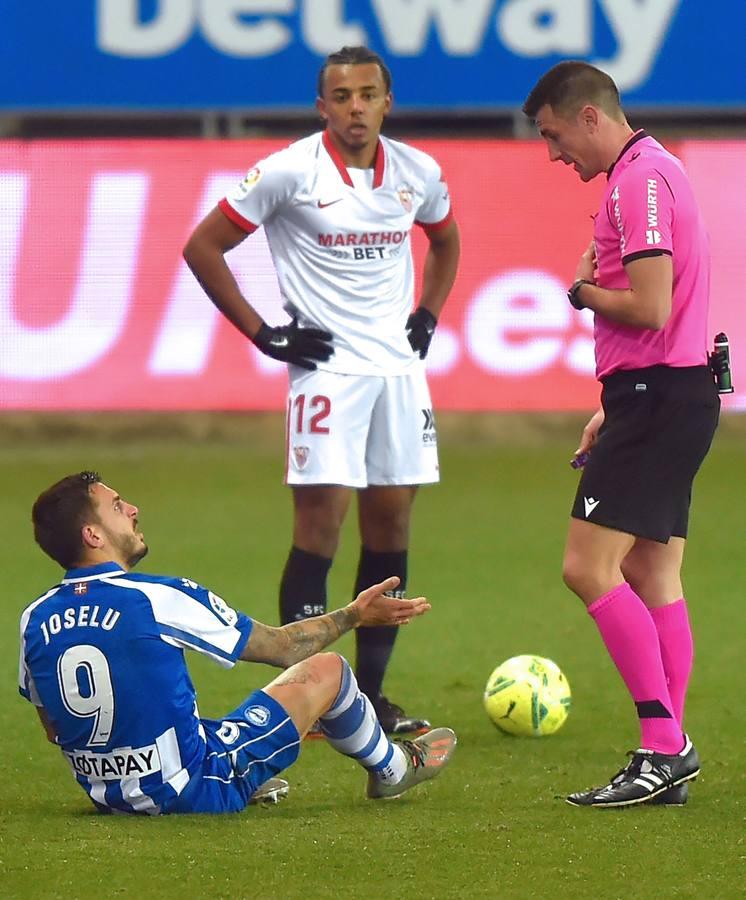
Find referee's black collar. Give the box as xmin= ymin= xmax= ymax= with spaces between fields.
xmin=607 ymin=130 xmax=648 ymax=180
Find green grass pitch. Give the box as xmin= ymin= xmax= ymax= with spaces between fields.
xmin=1 ymin=415 xmax=744 ymax=899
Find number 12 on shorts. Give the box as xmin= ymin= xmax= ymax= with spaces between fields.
xmin=291 ymin=394 xmax=331 ymax=434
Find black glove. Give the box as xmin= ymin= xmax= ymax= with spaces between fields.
xmin=406 ymin=307 xmax=438 ymax=359
xmin=252 ymin=320 xmax=333 ymax=371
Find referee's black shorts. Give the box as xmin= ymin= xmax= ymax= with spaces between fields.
xmin=571 ymin=365 xmax=720 ymax=543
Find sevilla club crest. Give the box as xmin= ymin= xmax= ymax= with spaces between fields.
xmin=397 ymin=184 xmax=414 ymax=212
xmin=293 ymin=446 xmax=310 ymax=470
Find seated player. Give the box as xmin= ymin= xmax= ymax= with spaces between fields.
xmin=19 ymin=472 xmax=456 ymax=815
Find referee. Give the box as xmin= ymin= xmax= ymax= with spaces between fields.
xmin=523 ymin=62 xmax=720 ymax=808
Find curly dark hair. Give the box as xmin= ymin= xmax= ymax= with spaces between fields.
xmin=32 ymin=471 xmax=101 ymax=568
xmin=317 ymin=45 xmax=392 ymax=98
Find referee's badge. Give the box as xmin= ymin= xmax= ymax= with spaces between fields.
xmin=293 ymin=446 xmax=310 ymax=470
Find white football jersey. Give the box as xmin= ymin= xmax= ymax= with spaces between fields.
xmin=220 ymin=131 xmax=452 ymax=375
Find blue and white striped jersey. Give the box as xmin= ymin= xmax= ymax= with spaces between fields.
xmin=18 ymin=561 xmax=253 ymax=814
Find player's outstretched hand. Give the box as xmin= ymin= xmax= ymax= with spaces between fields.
xmin=253 ymin=320 xmax=333 ymax=370
xmin=350 ymin=576 xmax=431 ymax=627
xmin=406 ymin=307 xmax=437 ymax=359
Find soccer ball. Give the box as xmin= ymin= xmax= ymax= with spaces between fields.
xmin=483 ymin=654 xmax=571 ymax=737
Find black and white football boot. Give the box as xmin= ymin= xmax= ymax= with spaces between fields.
xmin=566 ymin=735 xmax=699 ymax=808
xmin=648 ymin=782 xmax=689 ymax=806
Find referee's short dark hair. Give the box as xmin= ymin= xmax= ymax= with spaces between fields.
xmin=32 ymin=471 xmax=101 ymax=568
xmin=317 ymin=45 xmax=392 ymax=97
xmin=523 ymin=61 xmax=624 ymax=122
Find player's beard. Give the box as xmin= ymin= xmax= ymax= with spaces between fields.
xmin=103 ymin=525 xmax=148 ymax=569
xmin=128 ymin=540 xmax=149 ymax=568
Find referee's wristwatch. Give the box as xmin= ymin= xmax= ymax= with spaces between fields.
xmin=567 ymin=278 xmax=595 ymax=311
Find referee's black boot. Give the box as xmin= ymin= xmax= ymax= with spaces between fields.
xmin=566 ymin=735 xmax=699 ymax=808
xmin=647 ymin=782 xmax=689 ymax=806
xmin=566 ymin=779 xmax=689 ymax=808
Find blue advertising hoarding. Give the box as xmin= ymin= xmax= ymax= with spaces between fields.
xmin=2 ymin=0 xmax=745 ymax=112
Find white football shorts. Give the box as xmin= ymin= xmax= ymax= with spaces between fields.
xmin=285 ymin=366 xmax=439 ymax=487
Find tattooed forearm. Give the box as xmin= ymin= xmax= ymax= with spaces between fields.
xmin=240 ymin=605 xmax=361 ymax=667
xmin=279 ymin=605 xmax=360 ymax=666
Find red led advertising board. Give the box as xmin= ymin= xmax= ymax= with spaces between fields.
xmin=1 ymin=139 xmax=741 ymax=410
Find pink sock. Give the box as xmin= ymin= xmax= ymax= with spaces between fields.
xmin=649 ymin=598 xmax=693 ymax=729
xmin=588 ymin=583 xmax=683 ymax=754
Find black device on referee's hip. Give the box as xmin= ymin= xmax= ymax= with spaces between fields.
xmin=709 ymin=332 xmax=734 ymax=394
